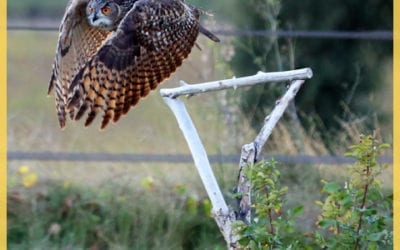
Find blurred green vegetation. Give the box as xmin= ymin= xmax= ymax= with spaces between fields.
xmin=194 ymin=0 xmax=393 ymax=149
xmin=8 ymin=176 xmax=226 ymax=249
xmin=234 ymin=136 xmax=392 ymax=249
xmin=7 ymin=1 xmax=393 ymax=248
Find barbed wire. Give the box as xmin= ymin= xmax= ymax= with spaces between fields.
xmin=7 ymin=24 xmax=393 ymax=41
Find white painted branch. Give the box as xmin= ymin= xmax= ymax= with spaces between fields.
xmin=161 ymin=69 xmax=312 ymax=249
xmin=236 ymin=143 xmax=255 ymax=224
xmin=160 ymin=68 xmax=312 ymax=98
xmin=236 ymin=80 xmax=306 ymax=228
xmin=162 ymin=97 xmax=228 ymax=213
xmin=253 ymin=79 xmax=306 ymax=159
xmin=162 ymin=97 xmax=236 ymax=246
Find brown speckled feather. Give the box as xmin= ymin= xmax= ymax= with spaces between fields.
xmin=67 ymin=0 xmax=202 ymax=129
xmin=48 ymin=0 xmax=111 ymax=128
xmin=50 ymin=0 xmax=219 ymax=129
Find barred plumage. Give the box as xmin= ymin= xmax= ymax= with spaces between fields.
xmin=48 ymin=0 xmax=219 ymax=129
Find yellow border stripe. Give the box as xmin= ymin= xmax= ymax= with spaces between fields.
xmin=394 ymin=0 xmax=399 ymax=247
xmin=0 ymin=0 xmax=6 ymax=247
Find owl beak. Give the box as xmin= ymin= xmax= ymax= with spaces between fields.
xmin=91 ymin=14 xmax=98 ymax=22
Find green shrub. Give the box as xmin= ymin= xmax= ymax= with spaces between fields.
xmin=315 ymin=134 xmax=392 ymax=249
xmin=234 ymin=159 xmax=306 ymax=249
xmin=235 ymin=134 xmax=392 ymax=249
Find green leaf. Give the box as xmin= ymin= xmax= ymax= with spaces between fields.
xmin=323 ymin=182 xmax=341 ymax=193
xmin=366 ymin=232 xmax=384 ymax=242
xmin=292 ymin=205 xmax=304 ymax=216
xmin=379 ymin=143 xmax=390 ymax=149
xmin=238 ymin=236 xmax=251 ymax=246
xmin=318 ymin=218 xmax=336 ymax=228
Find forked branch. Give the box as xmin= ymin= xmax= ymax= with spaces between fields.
xmin=160 ymin=68 xmax=312 ymax=249
xmin=160 ymin=68 xmax=312 ymax=98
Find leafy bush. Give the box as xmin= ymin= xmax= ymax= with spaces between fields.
xmin=234 ymin=159 xmax=306 ymax=249
xmin=235 ymin=134 xmax=392 ymax=249
xmin=315 ymin=134 xmax=392 ymax=249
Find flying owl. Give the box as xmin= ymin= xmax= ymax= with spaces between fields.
xmin=48 ymin=0 xmax=219 ymax=129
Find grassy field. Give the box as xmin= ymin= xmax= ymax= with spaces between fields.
xmin=7 ymin=30 xmax=393 ymax=248
xmin=7 ymin=29 xmax=249 ymax=188
xmin=8 ymin=1 xmax=65 ymax=19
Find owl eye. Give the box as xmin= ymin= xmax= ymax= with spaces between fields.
xmin=101 ymin=6 xmax=111 ymax=15
xmin=88 ymin=7 xmax=94 ymax=14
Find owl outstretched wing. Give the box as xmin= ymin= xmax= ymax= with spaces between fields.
xmin=48 ymin=0 xmax=111 ymax=128
xmin=66 ymin=0 xmax=219 ymax=129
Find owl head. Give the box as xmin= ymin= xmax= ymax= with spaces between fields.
xmin=86 ymin=0 xmax=128 ymax=30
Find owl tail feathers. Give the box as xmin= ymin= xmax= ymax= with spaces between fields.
xmin=58 ymin=117 xmax=66 ymax=130
xmin=199 ymin=25 xmax=220 ymax=43
xmin=47 ymin=83 xmax=54 ymax=96
xmin=47 ymin=72 xmax=56 ymax=96
xmin=56 ymin=106 xmax=67 ymax=129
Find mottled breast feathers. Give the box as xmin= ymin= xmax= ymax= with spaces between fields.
xmin=48 ymin=0 xmax=219 ymax=129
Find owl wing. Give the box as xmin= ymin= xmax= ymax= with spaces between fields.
xmin=66 ymin=0 xmax=207 ymax=129
xmin=48 ymin=0 xmax=111 ymax=128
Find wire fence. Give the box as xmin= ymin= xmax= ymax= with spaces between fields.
xmin=7 ymin=151 xmax=393 ymax=165
xmin=7 ymin=23 xmax=393 ymax=41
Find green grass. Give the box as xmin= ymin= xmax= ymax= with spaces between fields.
xmin=8 ymin=179 xmax=226 ymax=249
xmin=8 ymin=1 xmax=65 ymax=19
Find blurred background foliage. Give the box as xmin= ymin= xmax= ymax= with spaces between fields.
xmin=8 ymin=0 xmax=65 ymax=18
xmin=7 ymin=0 xmax=393 ymax=248
xmin=8 ymin=0 xmax=393 ymax=148
xmin=200 ymin=0 xmax=393 ymax=148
